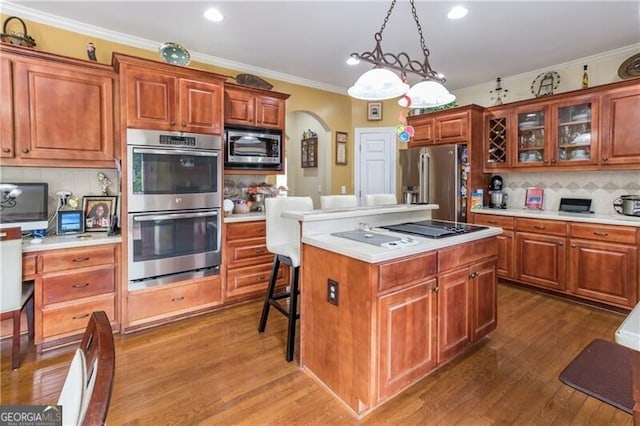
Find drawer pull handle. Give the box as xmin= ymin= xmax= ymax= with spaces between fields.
xmin=488 ymin=221 xmax=498 ymax=224
xmin=72 ymin=283 xmax=90 ymax=288
xmin=534 ymin=225 xmax=545 ymax=229
xmin=172 ymin=296 xmax=185 ymax=302
xmin=593 ymin=231 xmax=608 ymax=237
xmin=73 ymin=257 xmax=90 ymax=263
xmin=255 ymin=248 xmax=267 ymax=254
xmin=72 ymin=313 xmax=90 ymax=320
xmin=257 ymin=275 xmax=266 ymax=281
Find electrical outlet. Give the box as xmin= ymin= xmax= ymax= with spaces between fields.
xmin=327 ymin=279 xmax=339 ymax=305
xmin=341 ymin=185 xmax=346 ymax=194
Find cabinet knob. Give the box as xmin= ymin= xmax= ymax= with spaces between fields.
xmin=550 ymin=159 xmax=555 ymax=163
xmin=603 ymin=157 xmax=608 ymax=161
xmin=433 ymin=286 xmax=440 ymax=293
xmin=181 ymin=122 xmax=186 ymax=127
xmin=21 ymin=148 xmax=29 ymax=153
xmin=170 ymin=121 xmax=176 ymax=125
xmin=571 ymin=244 xmax=577 ymax=248
xmin=2 ymin=148 xmax=10 ymax=153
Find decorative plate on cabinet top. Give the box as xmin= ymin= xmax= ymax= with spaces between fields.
xmin=158 ymin=42 xmax=191 ymax=66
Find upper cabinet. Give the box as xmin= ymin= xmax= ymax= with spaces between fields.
xmin=113 ymin=53 xmax=226 ymax=135
xmin=407 ymin=107 xmax=476 ymax=146
xmin=600 ymin=84 xmax=640 ymax=166
xmin=224 ymin=84 xmax=289 ymax=130
xmin=482 ymin=78 xmax=640 ymax=172
xmin=1 ymin=44 xmax=116 ymax=168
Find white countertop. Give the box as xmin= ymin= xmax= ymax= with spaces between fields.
xmin=283 ymin=203 xmax=436 ymax=222
xmin=224 ymin=212 xmax=266 ymax=223
xmin=22 ymin=233 xmax=122 ymax=253
xmin=302 ymin=226 xmax=502 ymax=263
xmin=473 ymin=207 xmax=640 ymax=227
xmin=615 ymin=301 xmax=640 ymax=351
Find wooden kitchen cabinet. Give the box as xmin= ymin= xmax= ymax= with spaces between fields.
xmin=568 ymin=223 xmax=638 ymax=308
xmin=1 ymin=44 xmax=116 ymax=168
xmin=34 ymin=244 xmax=119 ymax=348
xmin=224 ymin=221 xmax=289 ymax=301
xmin=224 ymin=84 xmax=289 ymax=130
xmin=473 ymin=214 xmax=515 ymax=278
xmin=600 ymin=83 xmax=640 ymax=166
xmin=407 ymin=106 xmax=481 ymax=146
xmin=114 ymin=53 xmax=226 ymax=134
xmin=483 ymin=108 xmax=511 ymax=170
xmin=515 ymin=218 xmax=567 ymax=291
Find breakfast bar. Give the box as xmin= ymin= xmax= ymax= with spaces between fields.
xmin=285 ymin=205 xmax=502 ymax=416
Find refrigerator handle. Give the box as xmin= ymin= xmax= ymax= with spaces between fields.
xmin=419 ymin=152 xmax=429 ymax=203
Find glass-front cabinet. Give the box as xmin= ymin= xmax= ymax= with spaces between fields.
xmin=553 ymin=97 xmax=598 ymax=165
xmin=514 ymin=105 xmax=549 ymax=167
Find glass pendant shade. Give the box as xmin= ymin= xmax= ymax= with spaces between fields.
xmin=347 ymin=68 xmax=409 ymax=101
xmin=398 ymin=80 xmax=456 ymax=108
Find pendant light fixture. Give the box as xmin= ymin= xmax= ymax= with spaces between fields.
xmin=347 ymin=0 xmax=455 ymax=107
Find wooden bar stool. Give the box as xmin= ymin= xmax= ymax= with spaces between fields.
xmin=258 ymin=196 xmax=313 ymax=362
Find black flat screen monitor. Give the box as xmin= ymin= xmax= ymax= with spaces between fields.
xmin=0 ymin=182 xmax=49 ymax=232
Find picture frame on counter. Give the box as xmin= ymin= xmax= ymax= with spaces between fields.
xmin=83 ymin=195 xmax=117 ymax=231
xmin=335 ymin=131 xmax=347 ymax=165
xmin=525 ymin=188 xmax=544 ymax=210
xmin=367 ymin=102 xmax=382 ymax=121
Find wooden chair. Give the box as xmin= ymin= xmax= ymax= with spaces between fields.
xmin=57 ymin=311 xmax=115 ymax=425
xmin=0 ymin=227 xmax=34 ymax=370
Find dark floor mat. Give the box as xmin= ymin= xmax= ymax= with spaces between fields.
xmin=559 ymin=338 xmax=634 ymax=413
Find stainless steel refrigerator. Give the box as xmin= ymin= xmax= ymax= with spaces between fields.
xmin=399 ymin=144 xmax=469 ymax=222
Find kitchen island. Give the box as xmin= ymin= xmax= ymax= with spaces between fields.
xmin=285 ymin=204 xmax=502 ymax=416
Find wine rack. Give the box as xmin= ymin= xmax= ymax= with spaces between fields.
xmin=487 ymin=117 xmax=508 ymax=165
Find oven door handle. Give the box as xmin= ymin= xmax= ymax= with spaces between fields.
xmin=132 ymin=147 xmax=219 ymax=158
xmin=133 ymin=211 xmax=218 ymax=222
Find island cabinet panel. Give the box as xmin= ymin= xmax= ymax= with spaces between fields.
xmin=301 ymin=236 xmax=498 ymax=417
xmin=377 ymin=279 xmax=437 ymax=401
xmin=1 ymin=45 xmax=116 ymax=168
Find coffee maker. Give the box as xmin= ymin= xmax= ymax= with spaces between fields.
xmin=489 ymin=175 xmax=507 ymax=209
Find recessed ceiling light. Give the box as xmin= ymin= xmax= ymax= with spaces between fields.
xmin=447 ymin=6 xmax=468 ymax=20
xmin=204 ymin=8 xmax=224 ymax=22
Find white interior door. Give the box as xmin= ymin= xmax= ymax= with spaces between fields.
xmin=354 ymin=127 xmax=396 ymax=203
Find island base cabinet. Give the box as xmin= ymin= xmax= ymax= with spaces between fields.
xmin=378 ymin=279 xmax=437 ymax=401
xmin=437 ymin=269 xmax=472 ymax=363
xmin=569 ymin=239 xmax=638 ymax=308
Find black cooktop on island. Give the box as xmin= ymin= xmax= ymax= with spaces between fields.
xmin=381 ymin=220 xmax=488 ymax=239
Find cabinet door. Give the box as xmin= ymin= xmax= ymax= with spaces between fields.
xmin=179 ymin=79 xmax=223 ymax=134
xmin=483 ymin=109 xmax=510 ymax=170
xmin=516 ymin=232 xmax=566 ymax=290
xmin=436 ymin=111 xmax=469 ymax=144
xmin=437 ymin=268 xmax=471 ymax=363
xmin=513 ymin=104 xmax=550 ymax=167
xmin=0 ymin=57 xmax=14 ymax=159
xmin=13 ymin=60 xmax=114 ymax=161
xmin=125 ymin=67 xmax=177 ymax=130
xmin=224 ymin=88 xmax=255 ymax=126
xmin=377 ymin=279 xmax=437 ymax=400
xmin=256 ymin=96 xmax=285 ymax=129
xmin=471 ymin=259 xmax=497 ymax=340
xmin=409 ymin=117 xmax=436 ymax=146
xmin=569 ymin=239 xmax=638 ymax=308
xmin=600 ymin=85 xmax=640 ymax=165
xmin=553 ymin=96 xmax=598 ymax=166
xmin=496 ymin=230 xmax=515 ymax=278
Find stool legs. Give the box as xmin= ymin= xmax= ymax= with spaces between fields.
xmin=258 ymin=254 xmax=300 ymax=362
xmin=11 ymin=309 xmax=20 ymax=370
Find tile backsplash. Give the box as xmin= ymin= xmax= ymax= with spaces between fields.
xmin=494 ymin=170 xmax=640 ymax=214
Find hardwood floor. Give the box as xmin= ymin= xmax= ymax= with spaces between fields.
xmin=1 ymin=283 xmax=632 ymax=425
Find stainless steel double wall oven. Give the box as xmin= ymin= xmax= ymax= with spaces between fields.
xmin=126 ymin=129 xmax=222 ymax=290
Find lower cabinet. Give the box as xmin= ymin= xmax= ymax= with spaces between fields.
xmin=473 ymin=214 xmax=515 ymax=278
xmin=301 ymin=237 xmax=498 ymax=416
xmin=224 ymin=221 xmax=289 ymax=302
xmin=34 ymin=244 xmax=120 ymax=347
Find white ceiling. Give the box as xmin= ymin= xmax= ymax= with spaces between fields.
xmin=4 ymin=1 xmax=640 ymax=94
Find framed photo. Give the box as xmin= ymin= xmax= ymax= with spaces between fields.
xmin=525 ymin=188 xmax=544 ymax=210
xmin=83 ymin=196 xmax=116 ymax=231
xmin=335 ymin=131 xmax=347 ymax=165
xmin=367 ymin=102 xmax=382 ymax=121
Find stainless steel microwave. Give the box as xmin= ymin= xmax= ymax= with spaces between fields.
xmin=224 ymin=127 xmax=282 ymax=171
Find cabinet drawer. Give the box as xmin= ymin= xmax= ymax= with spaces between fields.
xmin=226 ymin=221 xmax=266 ymax=240
xmin=226 ymin=238 xmax=272 ymax=268
xmin=226 ymin=263 xmax=288 ymax=298
xmin=438 ymin=238 xmax=497 ymax=273
xmin=516 ymin=218 xmax=567 ymax=236
xmin=22 ymin=254 xmax=37 ymax=280
xmin=42 ymin=295 xmax=114 ymax=338
xmin=474 ymin=214 xmax=514 ymax=230
xmin=43 ymin=266 xmax=115 ymax=305
xmin=128 ymin=277 xmax=222 ymax=322
xmin=570 ymin=223 xmax=638 ymax=244
xmin=41 ymin=245 xmax=115 ymax=273
xmin=379 ymin=251 xmax=437 ymax=292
